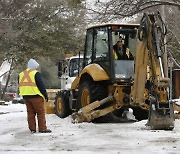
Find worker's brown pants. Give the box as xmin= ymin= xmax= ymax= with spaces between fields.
xmin=24 ymin=97 xmax=47 ymax=132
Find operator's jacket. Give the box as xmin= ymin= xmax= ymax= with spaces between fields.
xmin=18 ymin=68 xmax=48 ymax=100
xmin=113 ymin=44 xmax=134 ymax=60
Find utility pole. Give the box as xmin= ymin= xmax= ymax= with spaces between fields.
xmin=161 ymin=5 xmax=173 ymax=99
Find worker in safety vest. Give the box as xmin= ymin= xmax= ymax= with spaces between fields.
xmin=113 ymin=40 xmax=134 ymax=60
xmin=18 ymin=59 xmax=51 ymax=133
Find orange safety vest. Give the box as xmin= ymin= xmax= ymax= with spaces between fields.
xmin=19 ymin=68 xmax=44 ymax=98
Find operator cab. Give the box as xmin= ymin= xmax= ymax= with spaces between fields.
xmin=83 ymin=24 xmax=139 ymax=83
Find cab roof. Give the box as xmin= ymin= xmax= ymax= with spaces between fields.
xmin=87 ymin=23 xmax=140 ymax=30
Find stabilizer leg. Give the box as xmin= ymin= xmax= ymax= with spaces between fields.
xmin=71 ymin=95 xmax=115 ymax=123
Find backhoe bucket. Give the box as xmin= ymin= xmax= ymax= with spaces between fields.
xmin=147 ymin=101 xmax=174 ymax=130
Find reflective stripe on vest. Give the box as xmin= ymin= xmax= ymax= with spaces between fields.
xmin=19 ymin=69 xmax=36 ymax=87
xmin=113 ymin=51 xmax=118 ymax=60
xmin=114 ymin=49 xmax=130 ymax=60
xmin=126 ymin=48 xmax=130 ymax=59
xmin=19 ymin=68 xmax=43 ymax=97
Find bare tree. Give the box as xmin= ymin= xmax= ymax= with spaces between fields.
xmin=0 ymin=0 xmax=86 ymax=100
xmin=88 ymin=0 xmax=179 ymax=20
xmin=0 ymin=0 xmax=86 ymax=65
xmin=87 ymin=0 xmax=180 ymax=62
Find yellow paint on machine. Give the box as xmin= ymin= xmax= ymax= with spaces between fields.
xmin=45 ymin=89 xmax=60 ymax=114
xmin=71 ymin=64 xmax=110 ymax=90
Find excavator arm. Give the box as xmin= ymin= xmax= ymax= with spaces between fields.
xmin=132 ymin=12 xmax=174 ymax=130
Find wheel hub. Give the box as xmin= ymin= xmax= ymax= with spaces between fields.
xmin=81 ymin=88 xmax=90 ymax=107
xmin=57 ymin=98 xmax=63 ymax=112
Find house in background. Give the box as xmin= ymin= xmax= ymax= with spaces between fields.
xmin=0 ymin=60 xmax=10 ymax=86
xmin=0 ymin=60 xmax=17 ymax=101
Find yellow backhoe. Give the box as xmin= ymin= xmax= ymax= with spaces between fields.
xmin=54 ymin=12 xmax=179 ymax=130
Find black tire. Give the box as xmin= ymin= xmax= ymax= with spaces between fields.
xmin=54 ymin=90 xmax=71 ymax=118
xmin=77 ymin=79 xmax=112 ymax=122
xmin=132 ymin=107 xmax=148 ymax=121
xmin=112 ymin=107 xmax=127 ymax=117
xmin=77 ymin=79 xmax=108 ymax=110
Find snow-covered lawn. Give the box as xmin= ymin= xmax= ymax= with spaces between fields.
xmin=0 ymin=102 xmax=180 ymax=154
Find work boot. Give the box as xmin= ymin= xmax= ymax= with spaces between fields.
xmin=39 ymin=129 xmax=52 ymax=133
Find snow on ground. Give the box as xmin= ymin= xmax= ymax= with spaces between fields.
xmin=0 ymin=100 xmax=180 ymax=154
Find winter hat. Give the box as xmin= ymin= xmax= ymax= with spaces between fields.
xmin=27 ymin=59 xmax=39 ymax=70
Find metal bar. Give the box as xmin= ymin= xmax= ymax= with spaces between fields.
xmin=170 ymin=67 xmax=172 ymax=100
xmin=159 ymin=57 xmax=164 ymax=78
xmin=79 ymin=95 xmax=114 ymax=113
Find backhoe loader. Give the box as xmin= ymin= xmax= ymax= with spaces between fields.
xmin=54 ymin=12 xmax=177 ymax=130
